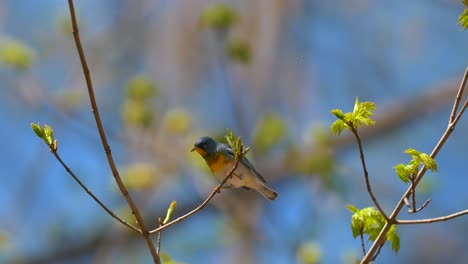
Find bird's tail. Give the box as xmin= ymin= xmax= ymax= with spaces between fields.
xmin=257 ymin=184 xmax=278 ymax=200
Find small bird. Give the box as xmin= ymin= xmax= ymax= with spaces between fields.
xmin=191 ymin=136 xmax=278 ymax=200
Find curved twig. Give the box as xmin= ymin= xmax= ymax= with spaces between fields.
xmin=52 ymin=150 xmax=140 ymax=232
xmin=350 ymin=128 xmax=389 ymax=221
xmin=396 ymin=209 xmax=468 ymax=225
xmin=149 ymin=158 xmax=240 ymax=235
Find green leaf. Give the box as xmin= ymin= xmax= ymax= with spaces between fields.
xmin=43 ymin=125 xmax=54 ymax=145
xmin=457 ymin=7 xmax=468 ymax=30
xmin=330 ymin=120 xmax=345 ymax=135
xmin=160 ymin=252 xmax=185 ymax=264
xmin=330 ymin=109 xmax=344 ymax=119
xmin=360 ymin=101 xmax=376 ymax=112
xmin=225 ymin=129 xmax=236 ymax=148
xmin=387 ymin=225 xmax=400 ymax=253
xmin=353 ymin=97 xmax=360 ymax=112
xmin=350 ymin=214 xmax=363 ymax=238
xmin=394 ymin=164 xmax=410 ymax=183
xmin=31 ymin=123 xmax=45 ymax=141
xmin=404 ymin=148 xmax=420 ymax=156
xmin=163 ymin=201 xmax=177 ymax=225
xmin=242 ymin=146 xmax=251 ymax=156
xmin=346 ymin=204 xmax=359 ymax=213
xmin=225 ymin=129 xmax=248 ymax=159
xmin=352 ymin=99 xmax=376 ymax=127
xmin=419 ymin=153 xmax=438 ymax=171
xmin=355 ymin=117 xmax=375 ymax=127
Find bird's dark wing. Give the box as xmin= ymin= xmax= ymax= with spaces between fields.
xmin=222 ymin=144 xmax=267 ymax=183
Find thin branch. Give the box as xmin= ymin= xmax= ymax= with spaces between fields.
xmin=371 ymin=243 xmax=385 ymax=262
xmin=410 ymin=177 xmax=416 ymax=212
xmin=360 ymin=230 xmax=366 ymax=257
xmin=453 ymin=97 xmax=468 ymax=125
xmin=396 ymin=209 xmax=468 ymax=225
xmin=450 ymin=67 xmax=468 ymax=123
xmin=66 ymin=1 xmax=159 ymax=263
xmin=361 ymin=66 xmax=468 ymax=263
xmin=350 ymin=128 xmax=389 ymax=221
xmin=52 ymin=150 xmax=140 ymax=232
xmin=156 ymin=218 xmax=163 ymax=258
xmin=149 ymin=158 xmax=240 ymax=235
xmin=413 ymin=198 xmax=431 ymax=213
xmin=406 ymin=177 xmax=431 ymax=214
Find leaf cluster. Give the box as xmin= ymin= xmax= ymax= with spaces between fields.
xmin=31 ymin=123 xmax=57 ymax=151
xmin=225 ymin=129 xmax=250 ymax=159
xmin=330 ymin=97 xmax=376 ymax=135
xmin=394 ymin=149 xmax=437 ymax=183
xmin=347 ymin=205 xmax=400 ymax=253
xmin=458 ymin=0 xmax=468 ymax=30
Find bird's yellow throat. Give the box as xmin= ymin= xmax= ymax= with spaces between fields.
xmin=192 ymin=147 xmax=208 ymax=157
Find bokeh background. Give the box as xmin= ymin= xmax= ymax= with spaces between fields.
xmin=1 ymin=0 xmax=468 ymax=263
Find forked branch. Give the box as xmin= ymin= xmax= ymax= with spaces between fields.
xmin=361 ymin=66 xmax=468 ymax=263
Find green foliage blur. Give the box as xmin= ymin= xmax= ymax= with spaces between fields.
xmin=252 ymin=113 xmax=288 ymax=153
xmin=199 ymin=3 xmax=237 ymax=31
xmin=226 ymin=39 xmax=251 ymax=64
xmin=297 ymin=241 xmax=322 ymax=264
xmin=122 ymin=75 xmax=158 ymax=128
xmin=119 ymin=163 xmax=159 ymax=190
xmin=0 ymin=38 xmax=34 ymax=70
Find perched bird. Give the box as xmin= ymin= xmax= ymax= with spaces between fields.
xmin=191 ymin=136 xmax=278 ymax=200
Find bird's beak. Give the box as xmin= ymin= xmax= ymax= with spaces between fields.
xmin=190 ymin=147 xmax=196 ymax=152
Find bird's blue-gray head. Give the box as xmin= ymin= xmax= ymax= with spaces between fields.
xmin=191 ymin=136 xmax=217 ymax=157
